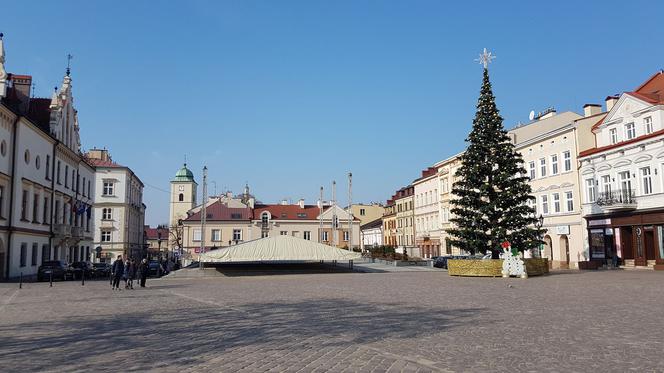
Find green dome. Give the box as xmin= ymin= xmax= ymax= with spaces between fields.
xmin=173 ymin=164 xmax=195 ymax=182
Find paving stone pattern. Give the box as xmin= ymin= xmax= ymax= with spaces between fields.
xmin=1 ymin=270 xmax=663 ymax=372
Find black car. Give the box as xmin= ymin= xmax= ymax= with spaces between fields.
xmin=37 ymin=260 xmax=73 ymax=281
xmin=71 ymin=261 xmax=94 ymax=280
xmin=92 ymin=262 xmax=111 ymax=279
xmin=433 ymin=256 xmax=450 ymax=269
xmin=148 ymin=260 xmax=164 ymax=277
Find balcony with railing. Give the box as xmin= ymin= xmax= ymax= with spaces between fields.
xmin=53 ymin=224 xmax=72 ymax=238
xmin=596 ymin=189 xmax=637 ymax=211
xmin=71 ymin=226 xmax=84 ymax=239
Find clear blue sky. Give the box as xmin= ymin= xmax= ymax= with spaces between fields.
xmin=3 ymin=1 xmax=663 ymax=225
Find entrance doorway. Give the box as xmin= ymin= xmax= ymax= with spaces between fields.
xmin=635 ymin=227 xmax=646 ymax=266
xmin=560 ymin=235 xmax=570 ymax=269
xmin=621 ymin=227 xmax=634 ymax=263
xmin=642 ymin=227 xmax=656 ymax=265
xmin=544 ymin=235 xmax=553 ymax=268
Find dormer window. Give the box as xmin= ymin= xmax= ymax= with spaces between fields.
xmin=625 ymin=122 xmax=636 ymax=140
xmin=644 ymin=116 xmax=653 ymax=134
xmin=609 ymin=128 xmax=618 ymax=144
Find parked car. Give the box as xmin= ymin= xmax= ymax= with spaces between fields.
xmin=71 ymin=261 xmax=94 ymax=280
xmin=433 ymin=256 xmax=450 ymax=269
xmin=92 ymin=262 xmax=111 ymax=279
xmin=37 ymin=260 xmax=74 ymax=281
xmin=148 ymin=260 xmax=164 ymax=277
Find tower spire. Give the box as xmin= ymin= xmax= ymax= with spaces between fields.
xmin=0 ymin=32 xmax=7 ymax=98
xmin=66 ymin=53 xmax=73 ymax=76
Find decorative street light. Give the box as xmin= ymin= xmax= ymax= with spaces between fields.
xmin=534 ymin=213 xmax=544 ymax=258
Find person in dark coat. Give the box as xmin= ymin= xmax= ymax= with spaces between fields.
xmin=123 ymin=260 xmax=130 ymax=289
xmin=138 ymin=258 xmax=149 ymax=288
xmin=111 ymin=255 xmax=124 ymax=290
xmin=127 ymin=259 xmax=136 ymax=289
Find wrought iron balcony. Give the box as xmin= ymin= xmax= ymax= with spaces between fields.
xmin=596 ymin=189 xmax=637 ymax=211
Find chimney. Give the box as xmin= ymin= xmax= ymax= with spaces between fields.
xmin=605 ymin=95 xmax=619 ymax=112
xmin=298 ymin=199 xmax=305 ymax=208
xmin=583 ymin=104 xmax=602 ymax=117
xmin=281 ymin=199 xmax=288 ymax=205
xmin=86 ymin=148 xmax=111 ymax=161
xmin=10 ymin=74 xmax=32 ymax=114
xmin=226 ymin=191 xmax=233 ymax=198
xmin=247 ymin=197 xmax=255 ymax=209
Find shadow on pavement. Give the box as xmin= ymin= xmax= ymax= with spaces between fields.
xmin=0 ymin=295 xmax=485 ymax=372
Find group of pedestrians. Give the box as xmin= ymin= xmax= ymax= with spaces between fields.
xmin=111 ymin=255 xmax=150 ymax=290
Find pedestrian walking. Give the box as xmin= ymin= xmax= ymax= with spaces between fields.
xmin=127 ymin=259 xmax=136 ymax=289
xmin=123 ymin=260 xmax=130 ymax=289
xmin=111 ymin=255 xmax=124 ymax=290
xmin=138 ymin=258 xmax=149 ymax=288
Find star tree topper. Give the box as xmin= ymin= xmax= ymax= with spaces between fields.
xmin=475 ymin=48 xmax=496 ymax=69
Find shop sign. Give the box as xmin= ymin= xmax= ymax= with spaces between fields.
xmin=589 ymin=218 xmax=611 ymax=227
xmin=555 ymin=225 xmax=570 ymax=235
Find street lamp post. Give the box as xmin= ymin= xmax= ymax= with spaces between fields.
xmin=534 ymin=213 xmax=544 ymax=258
xmin=157 ymin=231 xmax=162 ymax=276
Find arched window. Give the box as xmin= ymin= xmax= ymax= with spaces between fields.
xmin=178 ymin=193 xmax=184 ymax=202
xmin=261 ymin=212 xmax=270 ymax=238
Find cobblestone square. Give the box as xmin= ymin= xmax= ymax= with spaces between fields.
xmin=1 ymin=269 xmax=663 ymax=372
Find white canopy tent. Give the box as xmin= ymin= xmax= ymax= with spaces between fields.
xmin=199 ymin=235 xmax=361 ymax=263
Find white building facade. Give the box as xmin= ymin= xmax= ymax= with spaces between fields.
xmin=0 ymin=35 xmax=95 ymax=279
xmin=413 ymin=167 xmax=440 ymax=258
xmin=579 ymin=72 xmax=664 ymax=269
xmin=509 ymin=111 xmax=591 ymax=268
xmin=88 ymin=148 xmax=145 ymax=262
xmin=360 ymin=218 xmax=383 ymax=249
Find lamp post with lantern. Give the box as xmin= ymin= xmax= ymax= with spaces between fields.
xmin=534 ymin=213 xmax=544 ymax=258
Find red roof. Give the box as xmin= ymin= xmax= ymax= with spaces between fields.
xmin=413 ymin=166 xmax=437 ymax=182
xmin=253 ymin=204 xmax=324 ymax=220
xmin=86 ymin=158 xmax=124 ymax=168
xmin=144 ymin=226 xmax=169 ymax=240
xmin=10 ymin=74 xmax=32 ymax=80
xmin=634 ymin=70 xmax=664 ymax=94
xmin=591 ymin=72 xmax=664 ymax=133
xmin=185 ymin=199 xmax=252 ymax=221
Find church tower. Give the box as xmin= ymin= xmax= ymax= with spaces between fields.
xmin=169 ymin=164 xmax=197 ymax=228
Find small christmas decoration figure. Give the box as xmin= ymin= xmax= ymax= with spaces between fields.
xmin=501 ymin=241 xmax=527 ymax=278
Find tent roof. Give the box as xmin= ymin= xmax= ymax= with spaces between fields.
xmin=200 ymin=235 xmax=361 ymax=263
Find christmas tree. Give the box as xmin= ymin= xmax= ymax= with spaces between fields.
xmin=448 ymin=53 xmax=541 ymax=256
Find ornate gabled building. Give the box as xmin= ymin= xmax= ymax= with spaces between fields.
xmin=0 ymin=35 xmax=95 ymax=279
xmin=579 ymin=71 xmax=664 ymax=270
